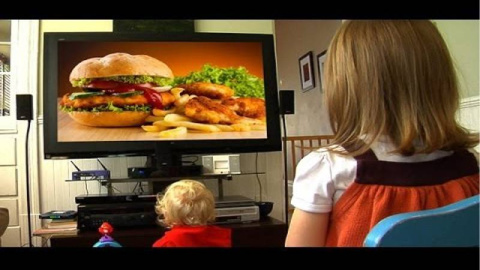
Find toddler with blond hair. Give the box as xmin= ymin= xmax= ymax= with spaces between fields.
xmin=152 ymin=179 xmax=231 ymax=247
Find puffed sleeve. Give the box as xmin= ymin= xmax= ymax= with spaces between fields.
xmin=290 ymin=150 xmax=335 ymax=213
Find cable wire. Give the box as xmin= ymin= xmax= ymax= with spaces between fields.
xmin=25 ymin=119 xmax=33 ymax=247
xmin=281 ymin=114 xmax=290 ymax=226
xmin=255 ymin=152 xmax=262 ymax=202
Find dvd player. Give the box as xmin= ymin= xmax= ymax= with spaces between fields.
xmin=215 ymin=195 xmax=255 ymax=208
xmin=215 ymin=205 xmax=260 ymax=224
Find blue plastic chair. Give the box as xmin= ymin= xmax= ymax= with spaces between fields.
xmin=364 ymin=195 xmax=479 ymax=247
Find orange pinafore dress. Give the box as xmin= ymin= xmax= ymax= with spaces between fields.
xmin=325 ymin=149 xmax=479 ymax=247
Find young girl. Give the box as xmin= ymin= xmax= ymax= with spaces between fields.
xmin=152 ymin=179 xmax=231 ymax=247
xmin=285 ymin=20 xmax=479 ymax=247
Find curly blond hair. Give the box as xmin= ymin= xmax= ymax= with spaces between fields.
xmin=155 ymin=180 xmax=216 ymax=227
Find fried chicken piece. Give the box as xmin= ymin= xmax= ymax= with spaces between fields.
xmin=222 ymin=97 xmax=266 ymax=121
xmin=184 ymin=96 xmax=239 ymax=124
xmin=177 ymin=82 xmax=235 ymax=100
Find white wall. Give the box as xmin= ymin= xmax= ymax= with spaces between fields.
xmin=274 ymin=20 xmax=342 ymax=137
xmin=435 ymin=20 xmax=479 ymax=99
xmin=195 ymin=20 xmax=273 ymax=34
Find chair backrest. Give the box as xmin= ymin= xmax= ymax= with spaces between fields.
xmin=283 ymin=135 xmax=333 ymax=179
xmin=364 ymin=195 xmax=480 ymax=247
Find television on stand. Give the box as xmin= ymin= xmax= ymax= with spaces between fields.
xmin=43 ymin=32 xmax=281 ymax=182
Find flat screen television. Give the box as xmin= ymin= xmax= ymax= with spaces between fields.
xmin=43 ymin=32 xmax=281 ymax=166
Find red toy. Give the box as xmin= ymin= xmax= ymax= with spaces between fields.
xmin=93 ymin=222 xmax=122 ymax=248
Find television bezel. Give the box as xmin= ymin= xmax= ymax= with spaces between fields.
xmin=43 ymin=32 xmax=281 ymax=159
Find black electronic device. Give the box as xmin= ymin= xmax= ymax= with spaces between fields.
xmin=149 ymin=165 xmax=203 ymax=177
xmin=279 ymin=90 xmax=295 ymax=115
xmin=77 ymin=202 xmax=156 ymax=231
xmin=127 ymin=167 xmax=156 ymax=178
xmin=16 ymin=94 xmax=33 ymax=120
xmin=70 ymin=160 xmax=110 ymax=180
xmin=75 ymin=193 xmax=156 ymax=204
xmin=40 ymin=210 xmax=77 ymax=220
xmin=43 ymin=32 xmax=281 ymax=163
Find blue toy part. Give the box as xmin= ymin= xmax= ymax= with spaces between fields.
xmin=93 ymin=235 xmax=122 ymax=248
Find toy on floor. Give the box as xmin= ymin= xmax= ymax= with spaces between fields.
xmin=93 ymin=222 xmax=122 ymax=248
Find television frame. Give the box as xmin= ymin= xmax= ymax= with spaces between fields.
xmin=43 ymin=32 xmax=281 ymax=159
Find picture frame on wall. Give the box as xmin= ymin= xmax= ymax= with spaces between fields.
xmin=317 ymin=50 xmax=327 ymax=92
xmin=298 ymin=51 xmax=315 ymax=92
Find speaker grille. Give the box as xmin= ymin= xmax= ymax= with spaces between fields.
xmin=16 ymin=94 xmax=33 ymax=120
xmin=279 ymin=90 xmax=294 ymax=114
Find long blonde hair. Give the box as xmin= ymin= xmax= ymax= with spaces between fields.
xmin=155 ymin=180 xmax=216 ymax=227
xmin=324 ymin=20 xmax=478 ymax=156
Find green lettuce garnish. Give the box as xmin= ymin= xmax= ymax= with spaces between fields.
xmin=72 ymin=76 xmax=173 ymax=88
xmin=60 ymin=102 xmax=151 ymax=113
xmin=173 ymin=64 xmax=265 ymax=98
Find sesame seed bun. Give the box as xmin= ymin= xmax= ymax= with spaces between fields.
xmin=69 ymin=52 xmax=173 ymax=83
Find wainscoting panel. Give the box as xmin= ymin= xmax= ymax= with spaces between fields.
xmin=0 ymin=167 xmax=17 ymax=196
xmin=1 ymin=226 xmax=21 ymax=247
xmin=0 ymin=137 xmax=16 ymax=165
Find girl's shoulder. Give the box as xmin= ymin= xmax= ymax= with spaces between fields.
xmin=299 ymin=145 xmax=355 ymax=169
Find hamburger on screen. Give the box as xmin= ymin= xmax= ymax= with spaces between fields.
xmin=60 ymin=53 xmax=175 ymax=127
xmin=58 ymin=51 xmax=267 ymax=140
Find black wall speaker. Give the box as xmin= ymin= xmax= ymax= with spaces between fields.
xmin=16 ymin=94 xmax=33 ymax=120
xmin=279 ymin=90 xmax=295 ymax=115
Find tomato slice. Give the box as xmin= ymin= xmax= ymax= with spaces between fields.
xmin=86 ymin=81 xmax=121 ymax=89
xmin=86 ymin=80 xmax=164 ymax=109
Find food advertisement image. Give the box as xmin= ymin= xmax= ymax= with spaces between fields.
xmin=57 ymin=42 xmax=266 ymax=142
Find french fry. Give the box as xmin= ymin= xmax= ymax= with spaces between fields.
xmin=236 ymin=117 xmax=265 ymax=126
xmin=214 ymin=124 xmax=235 ymax=132
xmin=231 ymin=123 xmax=251 ymax=132
xmin=152 ymin=120 xmax=170 ymax=127
xmin=171 ymin=87 xmax=184 ymax=100
xmin=162 ymin=120 xmax=222 ymax=133
xmin=145 ymin=115 xmax=165 ymax=123
xmin=152 ymin=108 xmax=176 ymax=117
xmin=141 ymin=125 xmax=168 ymax=132
xmin=164 ymin=113 xmax=193 ymax=122
xmin=250 ymin=124 xmax=266 ymax=131
xmin=174 ymin=94 xmax=191 ymax=107
xmin=158 ymin=127 xmax=187 ymax=138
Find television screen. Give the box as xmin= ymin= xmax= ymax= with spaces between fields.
xmin=44 ymin=33 xmax=281 ymax=159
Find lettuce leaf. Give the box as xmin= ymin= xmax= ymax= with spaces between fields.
xmin=60 ymin=103 xmax=151 ymax=113
xmin=173 ymin=64 xmax=265 ymax=98
xmin=72 ymin=76 xmax=173 ymax=87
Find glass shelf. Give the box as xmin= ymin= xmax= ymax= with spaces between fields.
xmin=65 ymin=171 xmax=265 ymax=183
xmin=65 ymin=172 xmax=266 ymax=198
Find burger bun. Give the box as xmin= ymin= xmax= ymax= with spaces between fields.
xmin=69 ymin=52 xmax=174 ymax=82
xmin=67 ymin=111 xmax=150 ymax=127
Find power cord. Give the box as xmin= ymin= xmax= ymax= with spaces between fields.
xmin=255 ymin=152 xmax=262 ymax=202
xmin=84 ymin=178 xmax=89 ymax=195
xmin=182 ymin=155 xmax=199 ymax=165
xmin=281 ymin=113 xmax=289 ymax=225
xmin=25 ymin=119 xmax=33 ymax=247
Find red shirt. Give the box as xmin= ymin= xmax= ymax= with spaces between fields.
xmin=152 ymin=225 xmax=231 ymax=247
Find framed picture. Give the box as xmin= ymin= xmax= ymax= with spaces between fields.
xmin=317 ymin=50 xmax=327 ymax=92
xmin=298 ymin=51 xmax=315 ymax=92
